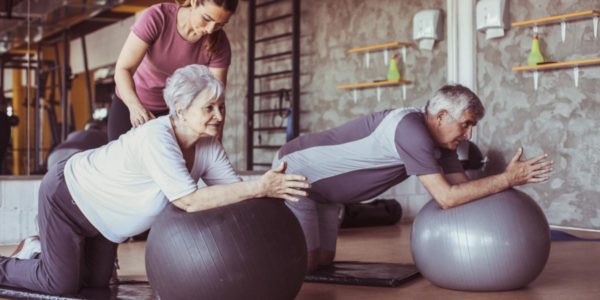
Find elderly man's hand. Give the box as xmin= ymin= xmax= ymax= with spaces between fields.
xmin=260 ymin=162 xmax=310 ymax=202
xmin=504 ymin=147 xmax=553 ymax=186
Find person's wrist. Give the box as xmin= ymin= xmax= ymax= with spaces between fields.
xmin=124 ymin=98 xmax=142 ymax=110
xmin=255 ymin=179 xmax=267 ymax=198
xmin=131 ymin=103 xmax=144 ymax=111
xmin=501 ymin=172 xmax=513 ymax=188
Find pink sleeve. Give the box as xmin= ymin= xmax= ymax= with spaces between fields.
xmin=131 ymin=5 xmax=164 ymax=45
xmin=208 ymin=31 xmax=232 ymax=68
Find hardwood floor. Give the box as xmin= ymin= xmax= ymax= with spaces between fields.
xmin=1 ymin=223 xmax=600 ymax=299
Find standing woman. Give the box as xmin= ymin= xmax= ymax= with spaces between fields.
xmin=109 ymin=0 xmax=237 ymax=140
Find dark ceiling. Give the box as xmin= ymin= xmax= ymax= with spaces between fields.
xmin=0 ymin=0 xmax=165 ymax=53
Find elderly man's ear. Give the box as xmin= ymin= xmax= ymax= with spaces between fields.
xmin=435 ymin=110 xmax=451 ymax=126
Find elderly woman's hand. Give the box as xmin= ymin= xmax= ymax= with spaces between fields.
xmin=260 ymin=162 xmax=310 ymax=202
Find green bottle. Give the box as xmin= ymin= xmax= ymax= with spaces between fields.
xmin=387 ymin=54 xmax=401 ymax=81
xmin=527 ymin=34 xmax=545 ymax=66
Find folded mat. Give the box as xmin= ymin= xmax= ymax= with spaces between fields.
xmin=305 ymin=261 xmax=420 ymax=287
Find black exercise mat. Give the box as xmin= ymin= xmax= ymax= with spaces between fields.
xmin=0 ymin=281 xmax=154 ymax=300
xmin=304 ymin=261 xmax=420 ymax=287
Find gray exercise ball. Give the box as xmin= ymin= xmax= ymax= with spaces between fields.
xmin=146 ymin=198 xmax=307 ymax=300
xmin=411 ymin=189 xmax=550 ymax=291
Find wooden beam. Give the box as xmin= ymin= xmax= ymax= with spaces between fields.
xmin=111 ymin=5 xmax=148 ymax=14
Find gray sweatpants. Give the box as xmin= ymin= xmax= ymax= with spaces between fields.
xmin=0 ymin=159 xmax=117 ymax=295
xmin=285 ymin=197 xmax=342 ymax=252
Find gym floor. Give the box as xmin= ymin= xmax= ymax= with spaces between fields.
xmin=1 ymin=223 xmax=599 ymax=300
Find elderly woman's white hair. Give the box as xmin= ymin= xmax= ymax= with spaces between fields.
xmin=425 ymin=84 xmax=485 ymax=120
xmin=163 ymin=64 xmax=224 ymax=116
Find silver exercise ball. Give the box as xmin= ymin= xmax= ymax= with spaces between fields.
xmin=411 ymin=189 xmax=550 ymax=291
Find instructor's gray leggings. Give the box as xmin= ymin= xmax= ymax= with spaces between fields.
xmin=0 ymin=159 xmax=117 ymax=296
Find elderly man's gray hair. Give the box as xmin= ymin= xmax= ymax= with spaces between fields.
xmin=425 ymin=84 xmax=485 ymax=120
xmin=163 ymin=64 xmax=224 ymax=117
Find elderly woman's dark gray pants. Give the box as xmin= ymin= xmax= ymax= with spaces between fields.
xmin=0 ymin=159 xmax=118 ymax=295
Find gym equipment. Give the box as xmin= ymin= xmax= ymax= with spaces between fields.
xmin=411 ymin=189 xmax=550 ymax=291
xmin=341 ymin=199 xmax=402 ymax=228
xmin=146 ymin=199 xmax=307 ymax=300
xmin=46 ymin=129 xmax=107 ymax=169
xmin=459 ymin=140 xmax=484 ymax=170
xmin=305 ymin=261 xmax=419 ymax=287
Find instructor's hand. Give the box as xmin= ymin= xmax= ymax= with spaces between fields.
xmin=128 ymin=104 xmax=156 ymax=128
xmin=504 ymin=147 xmax=553 ymax=186
xmin=260 ymin=162 xmax=310 ymax=202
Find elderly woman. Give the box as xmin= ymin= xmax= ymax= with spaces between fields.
xmin=0 ymin=64 xmax=309 ymax=296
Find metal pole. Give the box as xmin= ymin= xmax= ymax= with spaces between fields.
xmin=48 ymin=65 xmax=59 ymax=147
xmin=81 ymin=36 xmax=94 ymax=120
xmin=52 ymin=44 xmax=62 ymax=144
xmin=5 ymin=0 xmax=13 ymax=19
xmin=246 ymin=0 xmax=256 ymax=170
xmin=25 ymin=0 xmax=31 ymax=175
xmin=33 ymin=43 xmax=42 ymax=172
xmin=0 ymin=58 xmax=4 ymax=105
xmin=291 ymin=0 xmax=300 ymax=140
xmin=60 ymin=30 xmax=70 ymax=141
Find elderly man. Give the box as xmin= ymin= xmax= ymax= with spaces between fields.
xmin=273 ymin=84 xmax=553 ymax=272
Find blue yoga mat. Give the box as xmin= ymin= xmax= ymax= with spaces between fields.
xmin=551 ymin=229 xmax=600 ymax=241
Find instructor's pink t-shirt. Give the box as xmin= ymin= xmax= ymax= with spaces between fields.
xmin=116 ymin=3 xmax=232 ymax=110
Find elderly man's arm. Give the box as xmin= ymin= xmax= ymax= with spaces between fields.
xmin=172 ymin=162 xmax=309 ymax=213
xmin=444 ymin=172 xmax=470 ymax=184
xmin=418 ymin=148 xmax=553 ymax=209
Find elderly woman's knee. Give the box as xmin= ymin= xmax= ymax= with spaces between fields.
xmin=318 ymin=249 xmax=335 ymax=266
xmin=307 ymin=250 xmax=319 ymax=273
xmin=45 ymin=280 xmax=80 ymax=296
xmin=307 ymin=248 xmax=336 ymax=273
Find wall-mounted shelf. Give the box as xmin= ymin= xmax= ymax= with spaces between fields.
xmin=347 ymin=41 xmax=414 ymax=68
xmin=512 ymin=57 xmax=600 ymax=72
xmin=512 ymin=10 xmax=600 ymax=28
xmin=347 ymin=41 xmax=415 ymax=53
xmin=336 ymin=79 xmax=413 ymax=89
xmin=512 ymin=10 xmax=600 ymax=90
xmin=512 ymin=10 xmax=599 ymax=41
xmin=512 ymin=58 xmax=600 ymax=90
xmin=337 ymin=80 xmax=412 ymax=103
xmin=339 ymin=41 xmax=414 ymax=102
